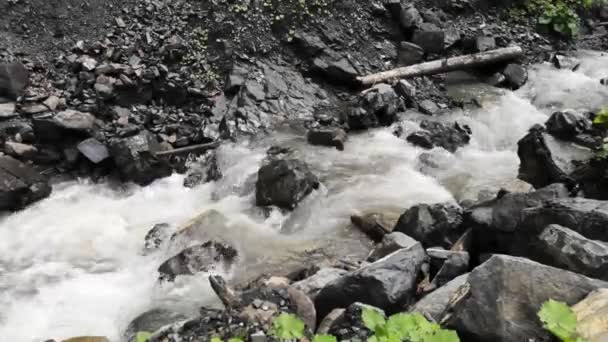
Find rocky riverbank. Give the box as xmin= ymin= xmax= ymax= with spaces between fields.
xmin=2 ymin=0 xmax=608 ymax=341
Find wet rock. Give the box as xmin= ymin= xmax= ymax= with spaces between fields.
xmin=307 ymin=128 xmax=347 ymax=151
xmin=475 ymin=35 xmax=495 ymax=52
xmin=418 ymin=99 xmax=440 ymax=115
xmin=144 ymin=223 xmax=172 ymax=252
xmin=398 ymin=5 xmax=423 ymax=30
xmin=323 ymin=303 xmax=380 ymax=341
xmin=535 ymin=224 xmax=608 ymax=280
xmin=255 ymin=159 xmax=319 ymax=210
xmin=343 ymin=107 xmax=378 ymax=130
xmin=521 ymin=197 xmax=608 ymax=242
xmin=545 ymin=110 xmax=592 ymax=140
xmin=292 ymin=268 xmax=347 ymax=300
xmin=0 ymin=155 xmax=51 ymax=210
xmin=350 ymin=213 xmax=394 ymax=241
xmin=77 ymin=138 xmax=109 ymax=164
xmin=109 ymin=131 xmax=173 ymax=186
xmin=410 ymin=273 xmax=468 ymax=322
xmin=367 ymin=232 xmax=419 ymax=262
xmin=183 ymin=151 xmax=222 ymax=188
xmin=398 ymin=42 xmax=424 ymax=66
xmin=412 ymin=23 xmax=445 ymax=54
xmin=5 ymin=141 xmax=37 ymax=160
xmin=359 ymin=83 xmax=401 ymax=126
xmin=124 ymin=308 xmax=187 ymax=342
xmin=0 ymin=62 xmax=29 ymax=99
xmin=448 ymin=255 xmax=608 ymax=342
xmin=394 ymin=203 xmax=464 ymax=248
xmin=158 ymin=241 xmax=238 ymax=281
xmin=314 ymin=242 xmax=427 ymax=318
xmin=517 ymin=126 xmax=593 ymax=189
xmin=32 ymin=110 xmax=96 ymax=141
xmin=395 ymin=80 xmax=416 ymax=102
xmin=426 ymin=249 xmax=469 ymax=288
xmin=0 ymin=102 xmax=17 ymax=118
xmin=552 ymin=54 xmax=581 ymax=70
xmin=406 ymin=120 xmax=471 ymax=153
xmin=570 ymin=158 xmax=608 ymax=200
xmin=573 ymin=289 xmax=608 ymax=342
xmin=465 ymin=183 xmax=569 ymax=254
xmin=502 ymin=63 xmax=528 ymax=89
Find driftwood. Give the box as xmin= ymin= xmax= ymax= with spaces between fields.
xmin=154 ymin=141 xmax=220 ymax=157
xmin=357 ymin=46 xmax=524 ymax=86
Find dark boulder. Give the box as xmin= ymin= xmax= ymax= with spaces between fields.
xmin=394 ymin=203 xmax=464 ymax=248
xmin=255 ymin=159 xmax=319 ymax=210
xmin=307 ymin=128 xmax=347 ymax=151
xmin=109 ymin=131 xmax=173 ymax=186
xmin=343 ymin=107 xmax=378 ymax=131
xmin=502 ymin=64 xmax=527 ymax=89
xmin=397 ymin=42 xmax=424 ymax=66
xmin=158 ymin=240 xmax=238 ymax=281
xmin=412 ymin=23 xmax=445 ymax=54
xmin=570 ymin=158 xmax=608 ymax=200
xmin=535 ymin=224 xmax=608 ymax=280
xmin=314 ymin=242 xmax=427 ymax=319
xmin=359 ymin=84 xmax=402 ymax=126
xmin=312 ymin=50 xmax=359 ymax=85
xmin=406 ymin=120 xmax=471 ymax=153
xmin=0 ymin=62 xmax=29 ymax=99
xmin=426 ymin=248 xmax=469 ymax=288
xmin=448 ymin=255 xmax=608 ymax=342
xmin=545 ymin=110 xmax=592 ymax=140
xmin=367 ymin=232 xmax=419 ymax=262
xmin=124 ymin=308 xmax=187 ymax=342
xmin=0 ymin=155 xmax=51 ymax=210
xmin=32 ymin=110 xmax=96 ymax=141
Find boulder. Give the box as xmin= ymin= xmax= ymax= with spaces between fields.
xmin=418 ymin=99 xmax=440 ymax=115
xmin=535 ymin=224 xmax=608 ymax=280
xmin=0 ymin=62 xmax=29 ymax=99
xmin=367 ymin=232 xmax=419 ymax=262
xmin=314 ymin=243 xmax=427 ymax=319
xmin=109 ymin=131 xmax=173 ymax=186
xmin=410 ymin=273 xmax=468 ymax=322
xmin=144 ymin=223 xmax=172 ymax=252
xmin=292 ymin=268 xmax=348 ymax=300
xmin=32 ymin=110 xmax=96 ymax=141
xmin=412 ymin=23 xmax=445 ymax=54
xmin=397 ymin=42 xmax=424 ymax=66
xmin=124 ymin=308 xmax=187 ymax=342
xmin=0 ymin=155 xmax=51 ymax=210
xmin=312 ymin=51 xmax=358 ymax=84
xmin=306 ymin=128 xmax=347 ymax=151
xmin=255 ymin=159 xmax=319 ymax=210
xmin=570 ymin=158 xmax=608 ymax=200
xmin=573 ymin=289 xmax=608 ymax=342
xmin=406 ymin=120 xmax=471 ymax=153
xmin=448 ymin=255 xmax=608 ymax=342
xmin=359 ymin=83 xmax=401 ymax=126
xmin=517 ymin=125 xmax=592 ymax=189
xmin=394 ymin=203 xmax=464 ymax=248
xmin=77 ymin=138 xmax=110 ymax=164
xmin=350 ymin=213 xmax=394 ymax=242
xmin=545 ymin=110 xmax=592 ymax=140
xmin=5 ymin=141 xmax=37 ymax=160
xmin=158 ymin=240 xmax=238 ymax=281
xmin=502 ymin=63 xmax=527 ymax=89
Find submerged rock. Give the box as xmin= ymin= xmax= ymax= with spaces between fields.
xmin=255 ymin=159 xmax=319 ymax=210
xmin=0 ymin=155 xmax=51 ymax=210
xmin=158 ymin=240 xmax=238 ymax=281
xmin=307 ymin=128 xmax=347 ymax=151
xmin=393 ymin=203 xmax=464 ymax=248
xmin=449 ymin=255 xmax=608 ymax=342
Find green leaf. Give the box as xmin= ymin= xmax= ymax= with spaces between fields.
xmin=538 ymin=299 xmax=578 ymax=341
xmin=539 ymin=15 xmax=553 ymax=24
xmin=362 ymin=307 xmax=386 ymax=332
xmin=271 ymin=313 xmax=305 ymax=340
xmin=593 ymin=108 xmax=608 ymax=126
xmin=313 ymin=334 xmax=337 ymax=342
xmin=210 ymin=337 xmax=223 ymax=342
xmin=427 ymin=330 xmax=460 ymax=342
xmin=135 ymin=331 xmax=152 ymax=342
xmin=228 ymin=338 xmax=244 ymax=342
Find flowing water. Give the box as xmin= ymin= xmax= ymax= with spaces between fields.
xmin=0 ymin=51 xmax=607 ymax=342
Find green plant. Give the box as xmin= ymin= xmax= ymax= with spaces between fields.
xmin=361 ymin=307 xmax=460 ymax=342
xmin=135 ymin=331 xmax=152 ymax=342
xmin=538 ymin=2 xmax=581 ymax=37
xmin=538 ymin=299 xmax=588 ymax=342
xmin=270 ymin=313 xmax=306 ymax=340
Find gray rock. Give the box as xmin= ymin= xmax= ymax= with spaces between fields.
xmin=545 ymin=110 xmax=592 ymax=140
xmin=158 ymin=241 xmax=238 ymax=281
xmin=398 ymin=42 xmax=424 ymax=66
xmin=77 ymin=138 xmax=109 ymax=164
xmin=410 ymin=273 xmax=468 ymax=322
xmin=0 ymin=102 xmax=17 ymax=118
xmin=418 ymin=99 xmax=440 ymax=115
xmin=368 ymin=232 xmax=419 ymax=262
xmin=429 ymin=250 xmax=469 ymax=287
xmin=307 ymin=128 xmax=347 ymax=151
xmin=0 ymin=155 xmax=51 ymax=210
xmin=475 ymin=36 xmax=496 ymax=52
xmin=314 ymin=243 xmax=427 ymax=319
xmin=394 ymin=203 xmax=464 ymax=248
xmin=43 ymin=96 xmax=62 ymax=111
xmin=109 ymin=131 xmax=173 ymax=186
xmin=449 ymin=255 xmax=608 ymax=342
xmin=398 ymin=5 xmax=423 ymax=30
xmin=0 ymin=62 xmax=29 ymax=99
xmin=502 ymin=64 xmax=528 ymax=89
xmin=350 ymin=213 xmax=394 ymax=242
xmin=20 ymin=104 xmax=48 ymax=115
xmin=536 ymin=224 xmax=608 ymax=280
xmin=32 ymin=110 xmax=96 ymax=141
xmin=312 ymin=51 xmax=358 ymax=84
xmin=144 ymin=223 xmax=172 ymax=252
xmin=344 ymin=107 xmax=378 ymax=130
xmin=124 ymin=308 xmax=187 ymax=342
xmin=255 ymin=159 xmax=319 ymax=210
xmin=250 ymin=331 xmax=267 ymax=342
xmin=406 ymin=120 xmax=471 ymax=153
xmin=5 ymin=142 xmax=37 ymax=160
xmin=395 ymin=80 xmax=416 ymax=101
xmin=412 ymin=23 xmax=445 ymax=54
xmin=360 ymin=83 xmax=401 ymax=126
xmin=292 ymin=268 xmax=348 ymax=299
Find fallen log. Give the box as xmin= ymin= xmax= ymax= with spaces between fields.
xmin=154 ymin=141 xmax=220 ymax=157
xmin=357 ymin=46 xmax=524 ymax=86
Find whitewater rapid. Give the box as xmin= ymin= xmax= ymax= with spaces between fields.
xmin=0 ymin=51 xmax=607 ymax=342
